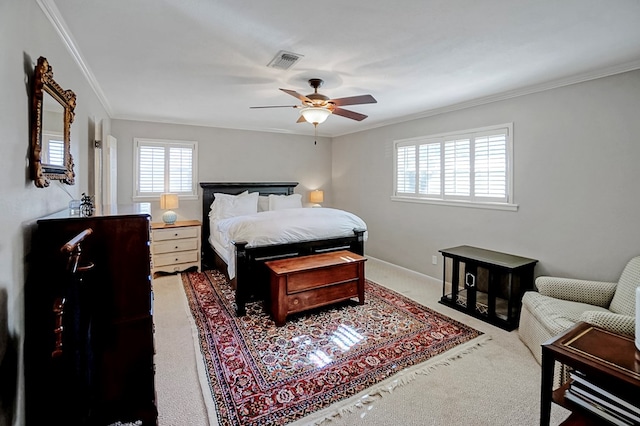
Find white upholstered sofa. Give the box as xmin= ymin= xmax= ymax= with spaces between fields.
xmin=519 ymin=255 xmax=640 ymax=365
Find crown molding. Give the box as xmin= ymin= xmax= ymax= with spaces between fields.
xmin=334 ymin=59 xmax=640 ymax=138
xmin=37 ymin=0 xmax=112 ymax=115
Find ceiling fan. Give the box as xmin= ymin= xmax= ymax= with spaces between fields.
xmin=250 ymin=78 xmax=377 ymax=126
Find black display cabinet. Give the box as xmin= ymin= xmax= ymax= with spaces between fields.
xmin=439 ymin=245 xmax=538 ymax=331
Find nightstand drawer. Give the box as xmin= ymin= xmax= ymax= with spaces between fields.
xmin=152 ymin=239 xmax=198 ymax=254
xmin=153 ymin=250 xmax=199 ymax=267
xmin=153 ymin=226 xmax=199 ymax=241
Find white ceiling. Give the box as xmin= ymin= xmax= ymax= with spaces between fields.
xmin=45 ymin=0 xmax=640 ymax=137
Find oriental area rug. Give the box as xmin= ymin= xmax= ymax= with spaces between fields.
xmin=181 ymin=270 xmax=485 ymax=426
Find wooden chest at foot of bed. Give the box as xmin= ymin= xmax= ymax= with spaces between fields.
xmin=265 ymin=250 xmax=366 ymax=326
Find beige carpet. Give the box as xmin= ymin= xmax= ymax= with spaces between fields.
xmin=153 ymin=258 xmax=571 ymax=425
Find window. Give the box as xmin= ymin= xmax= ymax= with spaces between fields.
xmin=46 ymin=137 xmax=64 ymax=166
xmin=393 ymin=124 xmax=515 ymax=209
xmin=134 ymin=138 xmax=198 ymax=200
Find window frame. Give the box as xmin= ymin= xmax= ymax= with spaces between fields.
xmin=133 ymin=138 xmax=198 ymax=201
xmin=392 ymin=123 xmax=517 ymax=211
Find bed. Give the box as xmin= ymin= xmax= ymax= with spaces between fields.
xmin=200 ymin=182 xmax=367 ymax=316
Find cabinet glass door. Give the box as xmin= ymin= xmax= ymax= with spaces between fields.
xmin=443 ymin=257 xmax=468 ymax=308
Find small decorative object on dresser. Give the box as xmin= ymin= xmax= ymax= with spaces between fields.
xmin=79 ymin=192 xmax=94 ymax=216
xmin=151 ymin=220 xmax=201 ymax=276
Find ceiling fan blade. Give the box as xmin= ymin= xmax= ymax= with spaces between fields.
xmin=249 ymin=105 xmax=298 ymax=109
xmin=296 ymin=115 xmax=307 ymax=123
xmin=280 ymin=88 xmax=312 ymax=103
xmin=330 ymin=94 xmax=377 ymax=107
xmin=333 ymin=107 xmax=368 ymax=121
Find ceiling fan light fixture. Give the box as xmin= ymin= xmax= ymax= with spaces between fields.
xmin=300 ymin=107 xmax=331 ymax=125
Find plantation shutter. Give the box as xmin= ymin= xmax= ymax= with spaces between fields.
xmin=168 ymin=146 xmax=194 ymax=193
xmin=393 ymin=124 xmax=512 ymax=206
xmin=48 ymin=139 xmax=65 ymax=166
xmin=443 ymin=138 xmax=471 ymax=197
xmin=474 ymin=131 xmax=507 ymax=200
xmin=139 ymin=145 xmax=165 ymax=193
xmin=418 ymin=143 xmax=441 ymax=196
xmin=396 ymin=144 xmax=416 ymax=194
xmin=135 ymin=139 xmax=197 ymax=198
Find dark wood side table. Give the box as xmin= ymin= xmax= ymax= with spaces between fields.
xmin=540 ymin=322 xmax=640 ymax=426
xmin=439 ymin=245 xmax=537 ymax=330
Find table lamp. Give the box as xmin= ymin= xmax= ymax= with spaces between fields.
xmin=160 ymin=193 xmax=179 ymax=225
xmin=310 ymin=190 xmax=324 ymax=207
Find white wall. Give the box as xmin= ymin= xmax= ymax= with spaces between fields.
xmin=333 ymin=70 xmax=640 ymax=282
xmin=0 ymin=1 xmax=110 ymax=424
xmin=111 ymin=119 xmax=332 ymax=221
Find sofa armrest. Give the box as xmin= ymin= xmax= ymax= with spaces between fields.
xmin=535 ymin=276 xmax=617 ymax=307
xmin=580 ymin=311 xmax=635 ymax=338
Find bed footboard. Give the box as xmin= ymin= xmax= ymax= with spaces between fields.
xmin=233 ymin=228 xmax=365 ymax=316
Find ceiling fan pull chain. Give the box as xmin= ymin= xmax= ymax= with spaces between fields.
xmin=314 ymin=124 xmax=317 ymax=145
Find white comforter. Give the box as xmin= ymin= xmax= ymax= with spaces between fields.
xmin=209 ymin=207 xmax=367 ymax=279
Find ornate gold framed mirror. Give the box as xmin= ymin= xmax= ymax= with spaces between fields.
xmin=31 ymin=56 xmax=76 ymax=188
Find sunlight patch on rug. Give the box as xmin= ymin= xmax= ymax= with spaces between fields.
xmin=182 ymin=270 xmax=483 ymax=426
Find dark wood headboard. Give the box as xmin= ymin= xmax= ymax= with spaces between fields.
xmin=199 ymin=182 xmax=298 ymax=265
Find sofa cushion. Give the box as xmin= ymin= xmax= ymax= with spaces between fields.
xmin=608 ymin=256 xmax=640 ymax=315
xmin=521 ymin=291 xmax=611 ymax=338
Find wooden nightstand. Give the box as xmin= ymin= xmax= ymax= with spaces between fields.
xmin=150 ymin=220 xmax=201 ymax=276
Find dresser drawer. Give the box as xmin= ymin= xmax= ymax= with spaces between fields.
xmin=153 ymin=226 xmax=199 ymax=241
xmin=153 ymin=250 xmax=199 ymax=267
xmin=152 ymin=239 xmax=198 ymax=254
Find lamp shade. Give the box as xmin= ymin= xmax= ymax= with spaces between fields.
xmin=309 ymin=190 xmax=324 ymax=204
xmin=300 ymin=107 xmax=331 ymax=124
xmin=160 ymin=193 xmax=179 ymax=209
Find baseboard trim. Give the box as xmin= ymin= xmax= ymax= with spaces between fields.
xmin=365 ymin=255 xmax=440 ymax=286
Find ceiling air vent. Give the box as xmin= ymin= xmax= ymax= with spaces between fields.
xmin=267 ymin=50 xmax=303 ymax=70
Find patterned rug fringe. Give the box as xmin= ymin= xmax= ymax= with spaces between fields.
xmin=178 ymin=272 xmax=221 ymax=426
xmin=292 ymin=334 xmax=492 ymax=426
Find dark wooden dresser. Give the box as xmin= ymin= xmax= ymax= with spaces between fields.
xmin=25 ymin=205 xmax=157 ymax=425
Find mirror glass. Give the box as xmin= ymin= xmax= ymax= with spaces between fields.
xmin=41 ymin=89 xmax=65 ymax=167
xmin=31 ymin=56 xmax=76 ymax=188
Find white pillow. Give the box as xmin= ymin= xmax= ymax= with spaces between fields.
xmin=209 ymin=190 xmax=247 ymax=218
xmin=257 ymin=196 xmax=270 ymax=212
xmin=268 ymin=193 xmax=303 ymax=210
xmin=210 ymin=191 xmax=258 ymax=220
